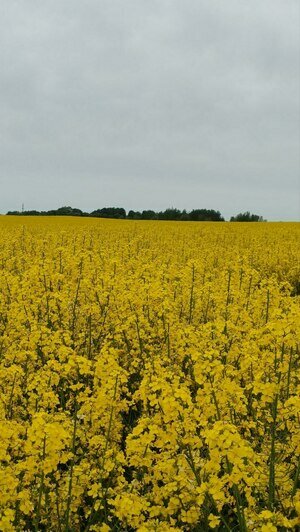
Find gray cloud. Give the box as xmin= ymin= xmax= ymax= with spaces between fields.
xmin=1 ymin=0 xmax=299 ymax=219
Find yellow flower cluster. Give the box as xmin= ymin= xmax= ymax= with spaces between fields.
xmin=0 ymin=217 xmax=299 ymax=531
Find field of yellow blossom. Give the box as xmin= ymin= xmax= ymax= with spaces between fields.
xmin=0 ymin=216 xmax=299 ymax=531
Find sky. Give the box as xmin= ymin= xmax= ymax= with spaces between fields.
xmin=0 ymin=0 xmax=299 ymax=220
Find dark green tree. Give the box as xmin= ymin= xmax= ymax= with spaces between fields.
xmin=230 ymin=212 xmax=265 ymax=222
xmin=158 ymin=208 xmax=182 ymax=220
xmin=141 ymin=210 xmax=157 ymax=220
xmin=90 ymin=207 xmax=126 ymax=219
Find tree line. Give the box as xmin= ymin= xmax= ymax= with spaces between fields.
xmin=6 ymin=206 xmax=265 ymax=222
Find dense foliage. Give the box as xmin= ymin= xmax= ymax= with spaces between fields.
xmin=230 ymin=212 xmax=265 ymax=222
xmin=7 ymin=207 xmax=268 ymax=222
xmin=6 ymin=206 xmax=226 ymax=222
xmin=0 ymin=217 xmax=299 ymax=531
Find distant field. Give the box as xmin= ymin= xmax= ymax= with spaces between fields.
xmin=0 ymin=217 xmax=299 ymax=531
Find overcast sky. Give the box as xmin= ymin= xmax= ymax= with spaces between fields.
xmin=1 ymin=0 xmax=299 ymax=220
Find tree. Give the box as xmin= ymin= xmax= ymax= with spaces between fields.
xmin=141 ymin=210 xmax=157 ymax=220
xmin=230 ymin=211 xmax=265 ymax=222
xmin=56 ymin=206 xmax=76 ymax=215
xmin=180 ymin=209 xmax=189 ymax=221
xmin=128 ymin=210 xmax=142 ymax=219
xmin=6 ymin=205 xmax=227 ymax=221
xmin=90 ymin=207 xmax=126 ymax=219
xmin=189 ymin=209 xmax=224 ymax=221
xmin=158 ymin=208 xmax=182 ymax=221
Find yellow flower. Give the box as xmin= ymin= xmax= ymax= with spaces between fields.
xmin=208 ymin=514 xmax=220 ymax=528
xmin=0 ymin=216 xmax=299 ymax=530
xmin=261 ymin=524 xmax=277 ymax=532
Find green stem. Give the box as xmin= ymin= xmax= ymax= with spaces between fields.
xmin=286 ymin=347 xmax=293 ymax=399
xmin=292 ymin=456 xmax=300 ymax=497
xmin=85 ymin=376 xmax=119 ymax=531
xmin=268 ymin=394 xmax=278 ymax=510
xmin=265 ymin=289 xmax=270 ymax=324
xmin=35 ymin=435 xmax=46 ymax=531
xmin=65 ymin=400 xmax=78 ymax=531
xmin=188 ymin=264 xmax=195 ymax=324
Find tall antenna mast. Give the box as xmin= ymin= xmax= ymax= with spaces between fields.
xmin=22 ymin=203 xmax=24 ymax=213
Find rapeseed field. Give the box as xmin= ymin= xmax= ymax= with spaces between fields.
xmin=0 ymin=217 xmax=299 ymax=531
